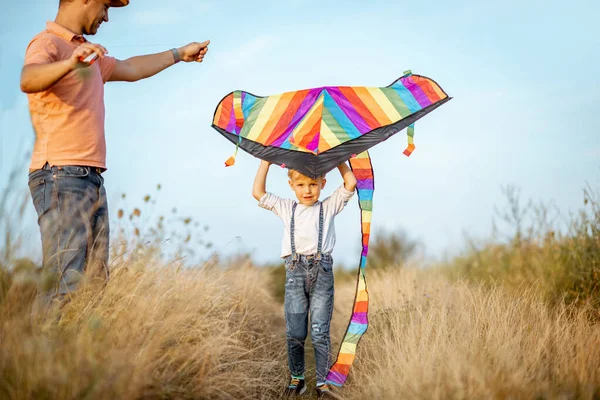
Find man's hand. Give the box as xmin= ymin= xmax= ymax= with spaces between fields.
xmin=68 ymin=42 xmax=108 ymax=69
xmin=109 ymin=40 xmax=210 ymax=82
xmin=20 ymin=41 xmax=108 ymax=93
xmin=177 ymin=40 xmax=210 ymax=63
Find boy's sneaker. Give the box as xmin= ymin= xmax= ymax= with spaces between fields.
xmin=316 ymin=383 xmax=334 ymax=398
xmin=284 ymin=377 xmax=306 ymax=396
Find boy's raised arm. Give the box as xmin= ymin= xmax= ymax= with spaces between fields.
xmin=252 ymin=160 xmax=272 ymax=201
xmin=338 ymin=162 xmax=357 ymax=192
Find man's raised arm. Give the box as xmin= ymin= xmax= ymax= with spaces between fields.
xmin=108 ymin=41 xmax=209 ymax=82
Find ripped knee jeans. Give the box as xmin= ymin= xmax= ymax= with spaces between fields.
xmin=283 ymin=253 xmax=334 ymax=384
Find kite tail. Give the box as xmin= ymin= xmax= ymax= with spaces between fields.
xmin=224 ymin=135 xmax=243 ymax=167
xmin=403 ymin=123 xmax=415 ymax=156
xmin=326 ymin=151 xmax=373 ymax=387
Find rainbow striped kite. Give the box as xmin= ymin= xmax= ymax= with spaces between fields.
xmin=212 ymin=71 xmax=450 ymax=387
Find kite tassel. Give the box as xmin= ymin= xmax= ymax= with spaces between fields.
xmin=403 ymin=123 xmax=415 ymax=157
xmin=224 ymin=156 xmax=236 ymax=167
xmin=224 ymin=135 xmax=243 ymax=167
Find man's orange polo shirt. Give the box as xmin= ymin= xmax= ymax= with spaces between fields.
xmin=24 ymin=22 xmax=116 ymax=170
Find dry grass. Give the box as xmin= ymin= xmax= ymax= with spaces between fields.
xmin=1 ymin=180 xmax=599 ymax=399
xmin=343 ymin=268 xmax=600 ymax=399
xmin=445 ymin=186 xmax=600 ymax=311
xmin=2 ymin=260 xmax=599 ymax=399
xmin=0 ymin=258 xmax=287 ymax=400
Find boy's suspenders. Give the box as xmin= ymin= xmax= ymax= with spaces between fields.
xmin=290 ymin=202 xmax=324 ymax=262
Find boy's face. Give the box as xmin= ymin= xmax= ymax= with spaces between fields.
xmin=289 ymin=175 xmax=326 ymax=206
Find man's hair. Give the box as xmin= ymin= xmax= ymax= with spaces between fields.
xmin=288 ymin=169 xmax=324 ymax=182
xmin=59 ymin=0 xmax=75 ymax=5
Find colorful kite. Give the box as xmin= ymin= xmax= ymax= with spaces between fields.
xmin=212 ymin=71 xmax=450 ymax=387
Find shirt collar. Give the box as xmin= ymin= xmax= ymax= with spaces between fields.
xmin=46 ymin=21 xmax=87 ymax=43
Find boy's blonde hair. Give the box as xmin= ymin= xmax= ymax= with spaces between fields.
xmin=287 ymin=169 xmax=324 ymax=182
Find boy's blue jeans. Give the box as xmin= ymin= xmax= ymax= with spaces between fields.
xmin=284 ymin=253 xmax=335 ymax=384
xmin=28 ymin=165 xmax=109 ymax=297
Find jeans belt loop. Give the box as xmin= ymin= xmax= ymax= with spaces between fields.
xmin=87 ymin=166 xmax=103 ymax=175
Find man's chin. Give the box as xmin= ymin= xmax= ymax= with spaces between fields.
xmin=86 ymin=25 xmax=99 ymax=35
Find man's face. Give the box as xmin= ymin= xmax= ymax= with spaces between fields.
xmin=289 ymin=175 xmax=326 ymax=206
xmin=82 ymin=0 xmax=110 ymax=35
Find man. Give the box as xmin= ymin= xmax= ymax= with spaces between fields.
xmin=20 ymin=0 xmax=209 ymax=299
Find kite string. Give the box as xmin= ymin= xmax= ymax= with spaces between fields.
xmin=104 ymin=44 xmax=182 ymax=48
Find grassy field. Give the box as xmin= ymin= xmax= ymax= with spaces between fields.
xmin=1 ymin=258 xmax=599 ymax=399
xmin=1 ymin=184 xmax=598 ymax=399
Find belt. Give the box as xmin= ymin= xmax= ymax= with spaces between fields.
xmin=30 ymin=163 xmax=105 ymax=175
xmin=294 ymin=253 xmax=332 ymax=261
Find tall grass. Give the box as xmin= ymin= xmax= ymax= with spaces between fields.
xmin=1 ymin=258 xmax=287 ymax=400
xmin=445 ymin=186 xmax=600 ymax=312
xmin=3 ymin=261 xmax=598 ymax=399
xmin=1 ymin=180 xmax=599 ymax=399
xmin=343 ymin=269 xmax=600 ymax=399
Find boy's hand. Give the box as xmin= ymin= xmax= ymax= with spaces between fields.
xmin=338 ymin=162 xmax=357 ymax=192
xmin=253 ymin=159 xmax=271 ymax=201
xmin=177 ymin=41 xmax=210 ymax=63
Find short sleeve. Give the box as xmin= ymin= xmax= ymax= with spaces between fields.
xmin=258 ymin=192 xmax=294 ymax=218
xmin=324 ymin=185 xmax=355 ymax=215
xmin=98 ymin=55 xmax=116 ymax=83
xmin=24 ymin=36 xmax=58 ymax=66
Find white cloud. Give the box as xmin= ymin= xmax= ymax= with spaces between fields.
xmin=131 ymin=10 xmax=182 ymax=25
xmin=585 ymin=147 xmax=600 ymax=158
xmin=130 ymin=2 xmax=213 ymax=26
xmin=214 ymin=35 xmax=278 ymax=71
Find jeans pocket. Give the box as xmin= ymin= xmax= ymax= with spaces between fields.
xmin=318 ymin=260 xmax=333 ymax=274
xmin=28 ymin=176 xmax=45 ymax=190
xmin=29 ymin=167 xmax=50 ymax=187
xmin=28 ymin=177 xmax=46 ymax=217
xmin=284 ymin=256 xmax=296 ymax=272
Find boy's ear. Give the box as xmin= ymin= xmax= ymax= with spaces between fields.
xmin=288 ymin=179 xmax=294 ymax=190
xmin=321 ymin=178 xmax=327 ymax=189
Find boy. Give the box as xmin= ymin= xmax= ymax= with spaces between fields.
xmin=252 ymin=160 xmax=357 ymax=397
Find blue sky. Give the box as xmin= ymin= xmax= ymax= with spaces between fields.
xmin=1 ymin=0 xmax=599 ymax=266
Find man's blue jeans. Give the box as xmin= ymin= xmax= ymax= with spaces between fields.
xmin=28 ymin=165 xmax=109 ymax=297
xmin=283 ymin=254 xmax=335 ymax=385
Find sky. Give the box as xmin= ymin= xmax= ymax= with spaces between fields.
xmin=0 ymin=0 xmax=599 ymax=267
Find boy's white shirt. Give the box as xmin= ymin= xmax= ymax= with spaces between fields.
xmin=259 ymin=185 xmax=355 ymax=258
